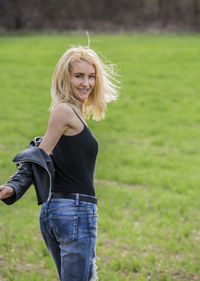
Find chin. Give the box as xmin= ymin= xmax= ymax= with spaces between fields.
xmin=79 ymin=94 xmax=90 ymax=101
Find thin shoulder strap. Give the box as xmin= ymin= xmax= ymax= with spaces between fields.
xmin=68 ymin=104 xmax=85 ymax=125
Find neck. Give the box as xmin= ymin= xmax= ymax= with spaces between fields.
xmin=68 ymin=96 xmax=84 ymax=113
xmin=76 ymin=100 xmax=84 ymax=113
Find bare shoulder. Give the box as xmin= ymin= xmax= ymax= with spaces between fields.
xmin=49 ymin=103 xmax=74 ymax=127
xmin=52 ymin=103 xmax=73 ymax=115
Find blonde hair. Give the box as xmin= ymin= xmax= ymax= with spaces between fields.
xmin=50 ymin=46 xmax=119 ymax=121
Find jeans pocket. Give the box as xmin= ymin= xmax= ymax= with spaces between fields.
xmin=51 ymin=215 xmax=78 ymax=243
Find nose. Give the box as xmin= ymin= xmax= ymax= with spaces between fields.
xmin=81 ymin=77 xmax=89 ymax=87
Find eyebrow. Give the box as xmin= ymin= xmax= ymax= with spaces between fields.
xmin=74 ymin=72 xmax=96 ymax=75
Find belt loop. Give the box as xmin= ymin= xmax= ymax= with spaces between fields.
xmin=76 ymin=194 xmax=79 ymax=206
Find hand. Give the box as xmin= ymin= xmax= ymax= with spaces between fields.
xmin=0 ymin=185 xmax=15 ymax=200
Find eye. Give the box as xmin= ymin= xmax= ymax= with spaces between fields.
xmin=89 ymin=74 xmax=96 ymax=79
xmin=75 ymin=74 xmax=83 ymax=78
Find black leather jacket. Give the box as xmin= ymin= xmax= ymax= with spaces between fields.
xmin=2 ymin=137 xmax=55 ymax=205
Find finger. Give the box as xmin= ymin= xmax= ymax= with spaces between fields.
xmin=0 ymin=185 xmax=6 ymax=191
xmin=0 ymin=189 xmax=6 ymax=200
xmin=0 ymin=186 xmax=14 ymax=200
xmin=0 ymin=189 xmax=11 ymax=200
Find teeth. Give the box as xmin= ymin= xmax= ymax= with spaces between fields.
xmin=79 ymin=89 xmax=88 ymax=92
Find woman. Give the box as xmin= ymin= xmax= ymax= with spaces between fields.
xmin=0 ymin=46 xmax=118 ymax=281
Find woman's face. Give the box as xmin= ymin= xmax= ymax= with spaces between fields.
xmin=70 ymin=59 xmax=96 ymax=102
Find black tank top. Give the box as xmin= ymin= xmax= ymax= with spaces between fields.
xmin=51 ymin=106 xmax=99 ymax=196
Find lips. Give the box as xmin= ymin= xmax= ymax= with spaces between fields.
xmin=78 ymin=88 xmax=90 ymax=93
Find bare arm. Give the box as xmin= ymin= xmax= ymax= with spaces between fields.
xmin=39 ymin=104 xmax=72 ymax=155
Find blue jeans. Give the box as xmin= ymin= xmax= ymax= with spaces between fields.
xmin=39 ymin=194 xmax=98 ymax=281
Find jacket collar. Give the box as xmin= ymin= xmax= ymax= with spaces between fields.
xmin=13 ymin=147 xmax=51 ymax=171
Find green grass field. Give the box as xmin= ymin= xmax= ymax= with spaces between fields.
xmin=0 ymin=32 xmax=200 ymax=281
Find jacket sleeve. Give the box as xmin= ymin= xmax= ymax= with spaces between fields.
xmin=2 ymin=162 xmax=33 ymax=205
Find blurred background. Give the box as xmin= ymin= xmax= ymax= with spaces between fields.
xmin=0 ymin=0 xmax=200 ymax=32
xmin=1 ymin=1 xmax=200 ymax=281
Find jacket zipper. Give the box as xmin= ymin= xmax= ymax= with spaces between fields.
xmin=16 ymin=160 xmax=52 ymax=202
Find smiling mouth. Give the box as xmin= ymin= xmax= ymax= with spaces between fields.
xmin=78 ymin=88 xmax=90 ymax=93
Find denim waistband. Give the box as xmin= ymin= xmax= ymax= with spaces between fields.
xmin=51 ymin=192 xmax=97 ymax=205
